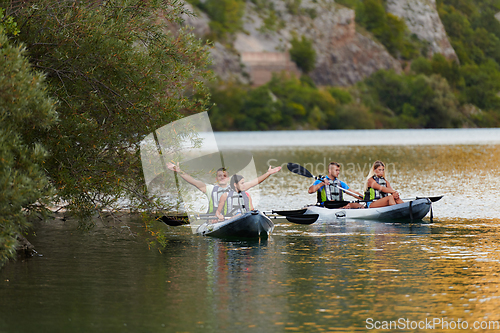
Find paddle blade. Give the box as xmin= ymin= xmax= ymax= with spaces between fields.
xmin=411 ymin=195 xmax=444 ymax=202
xmin=428 ymin=195 xmax=444 ymax=202
xmin=285 ymin=214 xmax=319 ymax=224
xmin=323 ymin=201 xmax=350 ymax=209
xmin=403 ymin=195 xmax=444 ymax=203
xmin=272 ymin=208 xmax=308 ymax=216
xmin=158 ymin=215 xmax=189 ymax=226
xmin=287 ymin=163 xmax=314 ymax=178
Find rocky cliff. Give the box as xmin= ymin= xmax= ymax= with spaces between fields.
xmin=234 ymin=0 xmax=402 ymax=86
xmin=182 ymin=0 xmax=457 ymax=86
xmin=385 ymin=0 xmax=458 ymax=61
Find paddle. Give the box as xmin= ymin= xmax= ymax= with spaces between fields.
xmin=157 ymin=215 xmax=189 ymax=226
xmin=287 ymin=162 xmax=363 ymax=200
xmin=285 ymin=214 xmax=319 ymax=224
xmin=272 ymin=208 xmax=308 ymax=216
xmin=402 ymin=195 xmax=443 ymax=202
xmin=287 ymin=162 xmax=314 ymax=178
xmin=323 ymin=201 xmax=351 ymax=209
xmin=158 ymin=213 xmax=221 ymax=226
xmin=269 ymin=208 xmax=320 ymax=224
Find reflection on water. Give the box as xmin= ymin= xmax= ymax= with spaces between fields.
xmin=2 ymin=217 xmax=500 ymax=332
xmin=2 ymin=138 xmax=500 ymax=332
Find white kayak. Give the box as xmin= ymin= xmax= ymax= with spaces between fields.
xmin=308 ymin=198 xmax=432 ymax=222
xmin=274 ymin=198 xmax=434 ymax=224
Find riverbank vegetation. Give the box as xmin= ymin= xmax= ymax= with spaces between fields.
xmin=209 ymin=0 xmax=500 ymax=130
xmin=0 ymin=25 xmax=56 ymax=265
xmin=2 ymin=0 xmax=500 ymax=266
xmin=0 ymin=0 xmax=213 ymax=266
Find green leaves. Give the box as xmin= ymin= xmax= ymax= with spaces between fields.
xmin=355 ymin=0 xmax=423 ymax=60
xmin=209 ymin=74 xmax=339 ymax=131
xmin=290 ymin=35 xmax=316 ymax=74
xmin=7 ymin=0 xmax=213 ymax=223
xmin=201 ymin=0 xmax=245 ymax=40
xmin=364 ymin=70 xmax=461 ymax=128
xmin=0 ymin=8 xmax=19 ymax=36
xmin=0 ymin=27 xmax=56 ymax=266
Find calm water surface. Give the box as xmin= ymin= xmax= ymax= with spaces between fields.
xmin=1 ymin=129 xmax=500 ymax=332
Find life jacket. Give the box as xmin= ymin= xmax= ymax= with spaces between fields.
xmin=206 ymin=185 xmax=230 ymax=214
xmin=317 ymin=177 xmax=343 ymax=203
xmin=364 ymin=176 xmax=388 ymax=201
xmin=225 ymin=190 xmax=250 ymax=216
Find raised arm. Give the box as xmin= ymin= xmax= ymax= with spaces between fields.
xmin=166 ymin=162 xmax=207 ymax=193
xmin=239 ymin=165 xmax=282 ymax=191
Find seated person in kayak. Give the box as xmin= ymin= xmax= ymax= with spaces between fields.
xmin=363 ymin=160 xmax=403 ymax=208
xmin=308 ymin=162 xmax=363 ymax=208
xmin=167 ymin=162 xmax=281 ymax=214
xmin=216 ymin=174 xmax=253 ymax=221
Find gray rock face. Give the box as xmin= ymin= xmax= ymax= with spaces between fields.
xmin=386 ymin=0 xmax=458 ymax=61
xmin=232 ymin=0 xmax=401 ymax=86
xmin=305 ymin=5 xmax=402 ymax=86
xmin=181 ymin=0 xmax=456 ymax=86
xmin=181 ymin=3 xmax=248 ymax=83
xmin=210 ymin=42 xmax=250 ymax=83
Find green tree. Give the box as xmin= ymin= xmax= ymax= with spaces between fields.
xmin=289 ymin=35 xmax=316 ymax=73
xmin=209 ymin=81 xmax=248 ymax=130
xmin=355 ymin=0 xmax=421 ymax=59
xmin=203 ymin=0 xmax=245 ymax=39
xmin=0 ymin=7 xmax=19 ymax=35
xmin=328 ymin=87 xmax=354 ymax=105
xmin=411 ymin=56 xmax=433 ymax=76
xmin=209 ymin=73 xmax=339 ymax=130
xmin=0 ymin=28 xmax=57 ymax=266
xmin=460 ymin=60 xmax=500 ymax=111
xmin=365 ymin=70 xmax=461 ymax=128
xmin=332 ymin=104 xmax=375 ymax=129
xmin=9 ymin=0 xmax=213 ymax=223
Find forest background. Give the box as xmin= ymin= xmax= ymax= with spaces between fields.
xmin=1 ymin=0 xmax=500 ymax=266
xmin=199 ymin=0 xmax=500 ymax=130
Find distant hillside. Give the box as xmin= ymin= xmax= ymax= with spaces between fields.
xmin=182 ymin=0 xmax=500 ymax=130
xmin=184 ymin=0 xmax=456 ymax=86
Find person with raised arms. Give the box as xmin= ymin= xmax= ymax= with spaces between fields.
xmin=363 ymin=160 xmax=403 ymax=208
xmin=167 ymin=162 xmax=281 ymax=214
xmin=308 ymin=162 xmax=364 ymax=209
xmin=215 ymin=174 xmax=253 ymax=221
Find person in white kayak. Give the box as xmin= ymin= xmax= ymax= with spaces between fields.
xmin=363 ymin=160 xmax=403 ymax=208
xmin=308 ymin=162 xmax=364 ymax=209
xmin=167 ymin=162 xmax=281 ymax=214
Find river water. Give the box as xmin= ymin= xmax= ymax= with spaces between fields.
xmin=1 ymin=128 xmax=500 ymax=332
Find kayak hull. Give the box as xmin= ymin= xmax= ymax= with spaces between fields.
xmin=304 ymin=198 xmax=432 ymax=222
xmin=196 ymin=210 xmax=274 ymax=238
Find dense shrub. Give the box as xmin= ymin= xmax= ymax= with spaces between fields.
xmin=289 ymin=35 xmax=317 ymax=73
